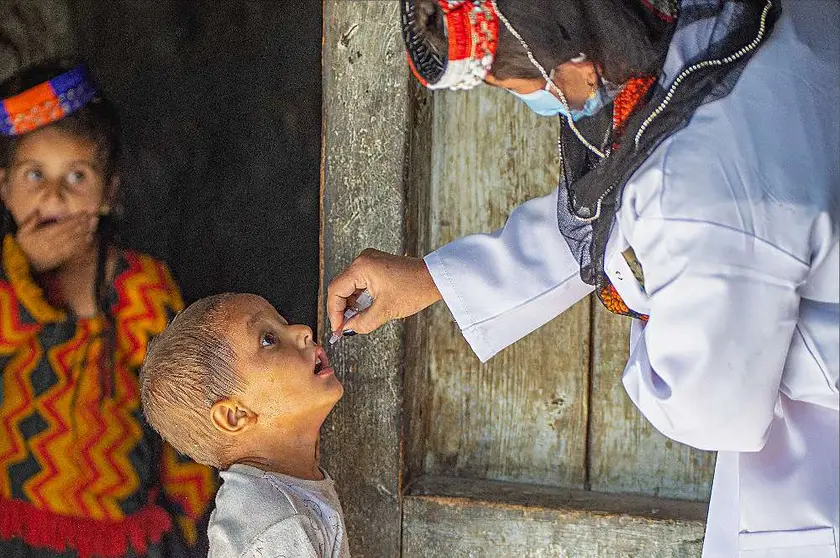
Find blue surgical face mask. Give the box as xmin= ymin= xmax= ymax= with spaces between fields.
xmin=512 ymin=79 xmax=611 ymax=121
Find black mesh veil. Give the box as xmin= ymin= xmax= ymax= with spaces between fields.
xmin=554 ymin=0 xmax=779 ymax=317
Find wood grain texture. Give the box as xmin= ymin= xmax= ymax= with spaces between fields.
xmin=407 ymin=475 xmax=708 ymax=521
xmin=320 ymin=2 xmax=409 ymax=556
xmin=588 ymin=306 xmax=716 ymax=501
xmin=412 ymin=86 xmax=591 ymax=488
xmin=403 ymin=79 xmax=435 ymax=489
xmin=403 ymin=476 xmax=706 ymax=558
xmin=0 ymin=0 xmax=74 ymax=81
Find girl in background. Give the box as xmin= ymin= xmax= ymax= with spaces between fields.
xmin=0 ymin=59 xmax=215 ymax=558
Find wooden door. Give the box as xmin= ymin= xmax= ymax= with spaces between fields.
xmin=321 ymin=3 xmax=714 ymax=557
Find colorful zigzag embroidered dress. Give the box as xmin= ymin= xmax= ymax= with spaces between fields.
xmin=0 ymin=235 xmax=215 ymax=558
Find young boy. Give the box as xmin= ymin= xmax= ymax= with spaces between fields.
xmin=140 ymin=293 xmax=350 ymax=558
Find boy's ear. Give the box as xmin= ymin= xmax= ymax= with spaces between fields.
xmin=210 ymin=399 xmax=256 ymax=434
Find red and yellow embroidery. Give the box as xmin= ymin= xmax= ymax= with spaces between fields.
xmin=612 ymin=75 xmax=657 ymax=140
xmin=597 ymin=76 xmax=657 ymax=321
xmin=0 ymin=236 xmax=215 ymax=557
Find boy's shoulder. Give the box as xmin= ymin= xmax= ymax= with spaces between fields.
xmin=213 ymin=465 xmax=311 ymax=524
xmin=232 ymin=515 xmax=322 ymax=558
xmin=209 ymin=465 xmax=346 ymax=558
xmin=208 ymin=466 xmax=304 ymax=557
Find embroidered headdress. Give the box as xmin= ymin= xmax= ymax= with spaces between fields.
xmin=399 ymin=0 xmax=778 ymax=324
xmin=400 ymin=0 xmax=500 ymax=90
xmin=0 ymin=65 xmax=98 ymax=137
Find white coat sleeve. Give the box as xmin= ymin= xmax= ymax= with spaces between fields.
xmin=621 ymin=208 xmax=810 ymax=453
xmin=424 ymin=187 xmax=594 ymax=362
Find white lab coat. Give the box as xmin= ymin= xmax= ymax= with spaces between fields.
xmin=424 ymin=1 xmax=839 ymax=556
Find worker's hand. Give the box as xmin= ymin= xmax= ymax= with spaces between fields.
xmin=327 ymin=248 xmax=442 ymax=335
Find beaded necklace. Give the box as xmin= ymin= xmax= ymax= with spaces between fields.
xmin=570 ymin=75 xmax=656 ymax=321
xmin=606 ymin=77 xmax=655 ymax=319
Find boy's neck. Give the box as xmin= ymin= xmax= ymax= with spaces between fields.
xmin=231 ymin=420 xmax=324 ymax=481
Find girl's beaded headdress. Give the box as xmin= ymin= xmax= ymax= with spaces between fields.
xmin=1 ymin=66 xmax=98 ymax=137
xmin=400 ymin=0 xmax=499 ymax=90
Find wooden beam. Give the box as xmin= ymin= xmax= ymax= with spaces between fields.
xmin=404 ymin=476 xmax=707 ymax=557
xmin=320 ymin=2 xmax=411 ymax=556
xmin=403 ymin=78 xmax=435 ymax=489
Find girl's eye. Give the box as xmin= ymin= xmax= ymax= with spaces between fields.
xmin=260 ymin=332 xmax=277 ymax=347
xmin=66 ymin=171 xmax=86 ymax=186
xmin=24 ymin=169 xmax=43 ymax=182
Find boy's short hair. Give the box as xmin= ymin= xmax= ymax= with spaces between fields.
xmin=140 ymin=293 xmax=242 ymax=468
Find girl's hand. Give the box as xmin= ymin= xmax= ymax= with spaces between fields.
xmin=16 ymin=210 xmax=98 ymax=272
xmin=327 ymin=248 xmax=442 ymax=335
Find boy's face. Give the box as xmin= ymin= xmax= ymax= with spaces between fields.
xmin=224 ymin=294 xmax=343 ymax=422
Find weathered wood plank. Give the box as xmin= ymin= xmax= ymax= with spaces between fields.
xmin=403 ymin=79 xmax=435 ymax=489
xmin=408 ymin=475 xmax=708 ymax=520
xmin=320 ymin=2 xmax=409 ymax=556
xmin=0 ymin=0 xmax=74 ymax=81
xmin=403 ymin=476 xmax=707 ymax=557
xmin=588 ymin=306 xmax=716 ymax=501
xmin=411 ymin=86 xmax=591 ymax=488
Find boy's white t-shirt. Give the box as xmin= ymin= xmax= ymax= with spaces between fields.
xmin=208 ymin=463 xmax=350 ymax=558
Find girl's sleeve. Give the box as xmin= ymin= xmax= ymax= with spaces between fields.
xmin=424 ymin=187 xmax=593 ymax=362
xmin=155 ymin=259 xmax=185 ymax=325
xmin=0 ymin=235 xmax=65 ymax=362
xmin=160 ymin=442 xmax=217 ymax=549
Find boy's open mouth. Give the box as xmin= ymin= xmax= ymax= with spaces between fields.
xmin=313 ymin=347 xmax=331 ymax=376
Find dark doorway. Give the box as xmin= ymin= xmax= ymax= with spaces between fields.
xmin=71 ymin=1 xmax=322 ymax=328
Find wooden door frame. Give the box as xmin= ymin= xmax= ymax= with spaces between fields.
xmin=320 ymin=2 xmax=414 ymax=555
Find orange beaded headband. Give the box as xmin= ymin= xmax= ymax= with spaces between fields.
xmin=1 ymin=66 xmax=98 ymax=137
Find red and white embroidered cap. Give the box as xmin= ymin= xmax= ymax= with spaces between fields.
xmin=400 ymin=0 xmax=500 ymax=91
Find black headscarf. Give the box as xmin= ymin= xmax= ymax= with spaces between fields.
xmin=401 ymin=0 xmax=677 ymax=84
xmin=491 ymin=0 xmax=677 ymax=83
xmin=558 ymin=0 xmax=780 ymax=310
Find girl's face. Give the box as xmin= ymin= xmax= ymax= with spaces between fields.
xmin=0 ymin=126 xmax=111 ymax=227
